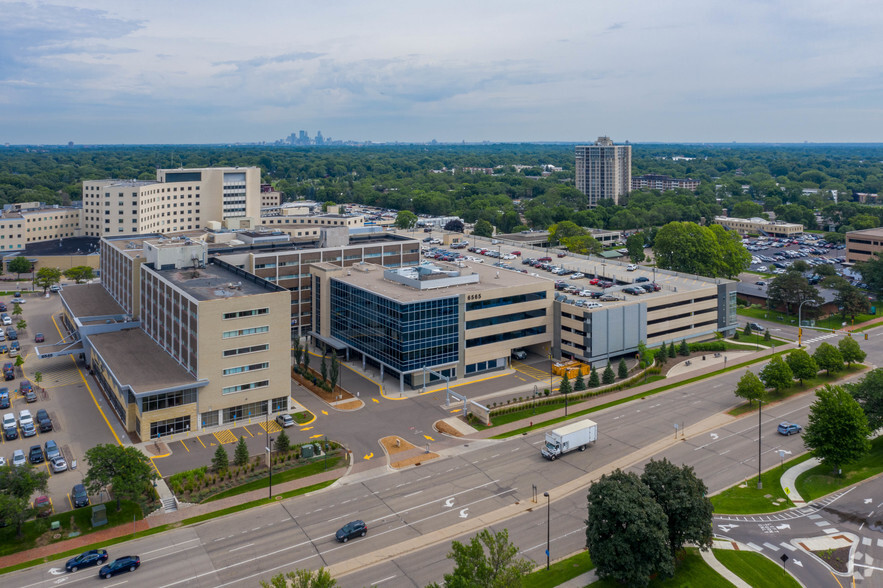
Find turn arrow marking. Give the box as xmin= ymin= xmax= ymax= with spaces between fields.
xmin=300 ymin=426 xmax=313 ymax=432
xmin=794 ymin=560 xmax=803 ymax=567
xmin=364 ymin=452 xmax=374 ymax=460
xmin=309 ymin=434 xmax=323 ymax=439
xmin=444 ymin=498 xmax=455 ymax=507
xmin=321 ymin=410 xmax=328 ymax=415
xmin=48 ymin=568 xmax=65 ymax=575
xmin=424 ymin=435 xmax=435 ymax=441
xmin=372 ymin=398 xmax=380 ymax=403
xmin=459 ymin=508 xmax=469 ymax=518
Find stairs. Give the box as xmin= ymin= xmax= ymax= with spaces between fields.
xmin=161 ymin=497 xmax=178 ymax=513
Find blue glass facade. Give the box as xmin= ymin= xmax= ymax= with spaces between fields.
xmin=330 ymin=280 xmax=459 ymax=373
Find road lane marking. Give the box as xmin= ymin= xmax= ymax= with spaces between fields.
xmin=229 ymin=543 xmax=254 ymax=552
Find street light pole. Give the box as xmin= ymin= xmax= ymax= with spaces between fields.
xmin=757 ymin=399 xmax=763 ymax=490
xmin=543 ymin=491 xmax=550 ymax=570
xmin=266 ymin=412 xmax=273 ymax=499
xmin=798 ymin=300 xmax=816 ymax=347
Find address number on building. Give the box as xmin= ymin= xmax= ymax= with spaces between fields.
xmin=467 ymin=294 xmax=482 ymax=301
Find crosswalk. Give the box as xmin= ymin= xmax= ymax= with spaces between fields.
xmin=803 ymin=332 xmax=838 ymax=345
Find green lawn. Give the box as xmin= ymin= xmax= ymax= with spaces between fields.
xmin=714 ymin=549 xmax=801 ymax=588
xmin=590 ymin=549 xmax=734 ymax=587
xmin=730 ymin=332 xmax=790 ymax=346
xmin=0 ymin=499 xmax=144 ymax=557
xmin=523 ymin=551 xmax=594 ymax=588
xmin=797 ymin=436 xmax=883 ymax=501
xmin=728 ymin=364 xmax=866 ymax=416
xmin=292 ymin=411 xmax=313 ymax=424
xmin=711 ymin=453 xmax=813 ymax=514
xmin=204 ymin=456 xmax=342 ymax=502
xmin=738 ymin=305 xmax=882 ymax=329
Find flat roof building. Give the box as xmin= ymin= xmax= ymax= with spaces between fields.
xmin=575 ymin=137 xmax=632 ymax=207
xmin=846 ymin=227 xmax=883 ymax=263
xmin=714 ymin=216 xmax=804 ymax=238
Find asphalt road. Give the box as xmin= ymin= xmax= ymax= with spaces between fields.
xmin=7 ymin=328 xmax=881 ymax=587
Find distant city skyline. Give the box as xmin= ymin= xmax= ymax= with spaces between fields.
xmin=2 ymin=1 xmax=882 ymax=145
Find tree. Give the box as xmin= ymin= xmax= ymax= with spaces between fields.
xmin=626 ymin=233 xmax=646 ymax=263
xmin=0 ymin=493 xmax=31 ymax=538
xmin=857 ymin=252 xmax=883 ymax=298
xmin=573 ymin=370 xmax=586 ymax=391
xmin=743 ymin=323 xmax=753 ymax=336
xmin=15 ymin=319 xmax=26 ymax=332
xmin=588 ymin=368 xmax=600 ymax=388
xmin=275 ymin=429 xmax=291 ymax=454
xmin=734 ymin=370 xmax=766 ymax=407
xmin=764 ymin=330 xmax=772 ymax=342
xmin=586 ymin=470 xmax=674 ymax=587
xmin=678 ymin=340 xmax=689 ymax=356
xmin=559 ymin=372 xmax=572 ymax=395
xmin=548 ymin=220 xmax=585 ymax=245
xmin=759 ymin=355 xmax=794 ymax=392
xmin=292 ymin=338 xmax=303 ymax=372
xmin=63 ymin=266 xmax=95 ymax=284
xmin=320 ymin=353 xmax=328 ymax=383
xmin=303 ymin=349 xmax=311 ymax=374
xmin=847 ymin=368 xmax=883 ymax=431
xmin=786 ymin=349 xmax=818 ymax=385
xmin=562 ymin=234 xmax=602 ymax=256
xmin=708 ymin=224 xmax=753 ymax=279
xmin=12 ymin=304 xmax=22 ymax=318
xmin=234 ymin=436 xmax=250 ymax=467
xmin=839 ymin=336 xmax=867 ymax=366
xmin=835 ymin=283 xmax=870 ymax=321
xmin=803 ymin=385 xmax=871 ymax=475
xmin=394 ymin=210 xmax=418 ymax=230
xmin=8 ymin=256 xmax=31 ymax=279
xmin=33 ymin=267 xmax=61 ymax=293
xmin=260 ymin=568 xmax=337 ymax=588
xmin=813 ymin=342 xmax=844 ymax=375
xmin=602 ymin=364 xmax=615 ymax=385
xmin=767 ymin=272 xmax=823 ymax=315
xmin=440 ymin=528 xmax=533 ymax=588
xmin=640 ymin=459 xmax=713 ymax=557
xmin=0 ymin=461 xmax=49 ymax=501
xmin=211 ymin=444 xmax=229 ymax=472
xmin=444 ymin=219 xmax=464 ymax=233
xmin=656 ymin=342 xmax=667 ymax=365
xmin=329 ymin=353 xmax=340 ymax=391
xmin=651 ymin=222 xmax=750 ymax=279
xmin=668 ymin=342 xmax=677 ymax=358
xmin=14 ymin=355 xmax=23 ymax=369
xmin=618 ymin=358 xmax=628 ymax=379
xmin=473 ymin=219 xmax=494 ymax=238
xmin=84 ymin=444 xmax=154 ymax=511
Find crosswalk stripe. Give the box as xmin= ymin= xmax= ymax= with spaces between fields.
xmin=815 ymin=520 xmax=830 ymax=526
xmin=746 ymin=542 xmax=763 ymax=552
xmin=824 ymin=528 xmax=839 ymax=534
xmin=763 ymin=542 xmax=781 ymax=551
xmin=863 ymin=537 xmax=872 ymax=546
xmin=780 ymin=543 xmax=796 ymax=551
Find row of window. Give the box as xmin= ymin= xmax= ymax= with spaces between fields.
xmin=222 ymin=380 xmax=269 ymax=395
xmin=222 ymin=325 xmax=269 ymax=339
xmin=223 ymin=343 xmax=270 ymax=357
xmin=142 ymin=388 xmax=198 ymax=413
xmin=222 ymin=362 xmax=268 ymax=376
xmin=223 ymin=308 xmax=269 ymax=320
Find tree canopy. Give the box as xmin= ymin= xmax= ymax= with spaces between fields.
xmin=767 ymin=271 xmax=823 ymax=316
xmin=785 ymin=349 xmax=818 ymax=385
xmin=34 ymin=267 xmax=61 ymax=293
xmin=759 ymin=356 xmax=794 ymax=392
xmin=803 ymin=385 xmax=871 ymax=474
xmin=8 ymin=256 xmax=31 ymax=278
xmin=652 ymin=221 xmax=750 ymax=278
xmin=640 ymin=459 xmax=713 ymax=557
xmin=63 ymin=266 xmax=95 ymax=284
xmin=734 ymin=370 xmax=766 ymax=407
xmin=847 ymin=368 xmax=883 ymax=431
xmin=436 ymin=528 xmax=533 ymax=588
xmin=84 ymin=444 xmax=154 ymax=510
xmin=812 ymin=342 xmax=844 ymax=375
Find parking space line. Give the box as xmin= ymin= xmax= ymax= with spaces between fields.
xmin=213 ymin=429 xmax=237 ymax=445
xmin=196 ymin=436 xmax=206 ymax=449
xmin=179 ymin=440 xmax=189 ymax=453
xmin=243 ymin=426 xmax=254 ymax=438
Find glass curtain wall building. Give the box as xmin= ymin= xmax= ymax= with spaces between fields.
xmin=330 ymin=281 xmax=459 ymax=384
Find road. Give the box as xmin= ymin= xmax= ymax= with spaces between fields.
xmin=7 ymin=328 xmax=881 ymax=587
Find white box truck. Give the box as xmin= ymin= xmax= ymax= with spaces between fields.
xmin=541 ymin=419 xmax=598 ymax=460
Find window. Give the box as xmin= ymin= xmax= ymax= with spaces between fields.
xmin=149 ymin=415 xmax=190 ymax=439
xmin=222 ymin=326 xmax=269 ymax=339
xmin=223 ymin=308 xmax=269 ymax=320
xmin=223 ymin=362 xmax=269 ymax=376
xmin=222 ymin=380 xmax=269 ymax=395
xmin=142 ymin=389 xmax=198 ymax=412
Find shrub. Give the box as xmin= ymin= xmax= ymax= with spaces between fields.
xmin=618 ymin=358 xmax=628 ymax=379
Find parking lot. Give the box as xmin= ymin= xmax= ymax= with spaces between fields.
xmin=743 ymin=235 xmax=855 ymax=279
xmin=0 ymin=289 xmax=121 ymax=517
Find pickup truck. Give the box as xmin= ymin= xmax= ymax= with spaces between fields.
xmin=541 ymin=419 xmax=598 ymax=460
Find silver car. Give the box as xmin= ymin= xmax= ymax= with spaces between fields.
xmin=50 ymin=455 xmax=68 ymax=473
xmin=276 ymin=414 xmax=294 ymax=428
xmin=12 ymin=449 xmax=26 ymax=467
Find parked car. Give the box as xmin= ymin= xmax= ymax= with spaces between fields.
xmin=65 ymin=549 xmax=109 ymax=572
xmin=28 ymin=444 xmax=44 ymax=464
xmin=746 ymin=322 xmax=765 ymax=332
xmin=45 ymin=439 xmax=61 ymax=460
xmin=511 ymin=349 xmax=527 ymax=360
xmin=2 ymin=412 xmax=17 ymax=439
xmin=19 ymin=409 xmax=35 ymax=437
xmin=6 ymin=329 xmax=17 ymax=341
xmin=34 ymin=495 xmax=52 ymax=517
xmin=275 ymin=413 xmax=294 ymax=428
xmin=626 ymin=264 xmax=638 ymax=271
xmin=11 ymin=449 xmax=26 ymax=467
xmin=36 ymin=408 xmax=52 ymax=432
xmin=51 ymin=455 xmax=68 ymax=473
xmin=1 ymin=316 xmax=11 ymax=326
xmin=3 ymin=362 xmax=14 ymax=381
xmin=34 ymin=333 xmax=44 ymax=343
xmin=99 ymin=555 xmax=140 ymax=579
xmin=0 ymin=388 xmax=8 ymax=409
xmin=72 ymin=483 xmax=90 ymax=508
xmin=336 ymin=520 xmax=368 ymax=542
xmin=24 ymin=387 xmax=36 ymax=402
xmin=10 ymin=297 xmax=24 ymax=304
xmin=777 ymin=422 xmax=802 ymax=435
xmin=49 ymin=285 xmax=62 ymax=293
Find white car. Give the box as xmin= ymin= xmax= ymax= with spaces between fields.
xmin=626 ymin=264 xmax=638 ymax=271
xmin=2 ymin=316 xmax=11 ymax=326
xmin=10 ymin=297 xmax=25 ymax=304
xmin=571 ymin=273 xmax=585 ymax=279
xmin=502 ymin=254 xmax=516 ymax=260
xmin=12 ymin=449 xmax=26 ymax=467
xmin=19 ymin=409 xmax=33 ymax=427
xmin=0 ymin=456 xmax=5 ymax=467
xmin=584 ymin=302 xmax=603 ymax=309
xmin=578 ymin=290 xmax=593 ymax=297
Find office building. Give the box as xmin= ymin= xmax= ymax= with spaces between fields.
xmin=714 ymin=216 xmax=804 ymax=238
xmin=575 ymin=137 xmax=632 ymax=206
xmin=846 ymin=227 xmax=883 ymax=263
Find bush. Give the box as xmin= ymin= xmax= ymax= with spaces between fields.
xmin=678 ymin=340 xmax=690 ymax=356
xmin=602 ymin=365 xmax=615 ymax=385
xmin=618 ymin=358 xmax=628 ymax=379
xmin=733 ymin=331 xmax=740 ymax=340
xmin=688 ymin=341 xmax=726 ymax=352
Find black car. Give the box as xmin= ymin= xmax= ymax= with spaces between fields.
xmin=65 ymin=549 xmax=108 ymax=572
xmin=335 ymin=519 xmax=367 ymax=542
xmin=6 ymin=329 xmax=17 ymax=341
xmin=72 ymin=483 xmax=90 ymax=508
xmin=28 ymin=444 xmax=44 ymax=464
xmin=99 ymin=555 xmax=140 ymax=579
xmin=36 ymin=408 xmax=52 ymax=432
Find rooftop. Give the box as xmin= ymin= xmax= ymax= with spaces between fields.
xmin=89 ymin=329 xmax=203 ymax=394
xmin=329 ymin=259 xmax=548 ymax=303
xmin=61 ymin=283 xmax=125 ymax=318
xmin=155 ymin=260 xmax=277 ymax=301
xmin=847 ymin=227 xmax=883 ymax=239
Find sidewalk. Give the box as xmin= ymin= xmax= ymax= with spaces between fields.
xmin=780 ymin=457 xmax=820 ymax=507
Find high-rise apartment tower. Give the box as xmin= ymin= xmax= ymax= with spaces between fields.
xmin=575 ymin=137 xmax=632 ymax=206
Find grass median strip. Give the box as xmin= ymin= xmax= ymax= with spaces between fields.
xmin=711 ymin=453 xmax=813 ymax=514
xmin=797 ymin=436 xmax=883 ymax=501
xmin=714 ymin=549 xmax=801 ymax=588
xmin=589 ymin=548 xmax=734 ymax=587
xmin=523 ymin=551 xmax=593 ymax=588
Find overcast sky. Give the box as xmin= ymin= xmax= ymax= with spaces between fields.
xmin=2 ymin=0 xmax=882 ymax=145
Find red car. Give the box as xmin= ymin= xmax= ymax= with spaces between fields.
xmin=589 ymin=278 xmax=600 ymax=285
xmin=35 ymin=333 xmax=44 ymax=343
xmin=511 ymin=251 xmax=521 ymax=256
xmin=557 ymin=252 xmax=566 ymax=258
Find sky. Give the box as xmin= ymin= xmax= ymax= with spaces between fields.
xmin=2 ymin=0 xmax=882 ymax=145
